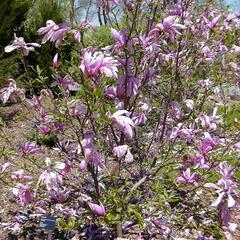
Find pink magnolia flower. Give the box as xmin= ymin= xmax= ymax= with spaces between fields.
xmin=132 ymin=113 xmax=147 ymax=126
xmin=137 ymin=35 xmax=155 ymax=54
xmin=39 ymin=107 xmax=47 ymax=121
xmin=5 ymin=34 xmax=40 ymax=56
xmin=224 ymin=223 xmax=238 ymax=240
xmin=0 ymin=79 xmax=25 ymax=103
xmin=53 ymin=140 xmax=74 ymax=156
xmin=49 ymin=188 xmax=69 ymax=203
xmin=37 ymin=20 xmax=70 ymax=47
xmin=201 ymin=45 xmax=210 ymax=54
xmin=231 ymin=44 xmax=240 ymax=53
xmin=194 ymin=153 xmax=209 ymax=169
xmin=12 ymin=183 xmax=33 ymax=206
xmin=38 ymin=169 xmax=63 ymax=191
xmin=105 ymin=85 xmax=125 ymax=99
xmin=113 ymin=145 xmax=128 ymax=158
xmin=71 ymin=29 xmax=81 ymax=43
xmin=11 ymin=170 xmax=32 ymax=180
xmin=171 ymin=101 xmax=181 ymax=120
xmin=198 ymin=132 xmax=217 ymax=154
xmin=169 ymin=4 xmax=184 ymax=16
xmin=218 ymin=162 xmax=234 ymax=182
xmin=111 ymin=110 xmax=135 ymax=139
xmin=117 ymin=75 xmax=141 ymax=98
xmin=176 ymin=168 xmax=196 ymax=184
xmin=37 ymin=20 xmax=58 ymax=43
xmin=162 ymin=16 xmax=186 ymax=31
xmin=224 ymin=230 xmax=234 ymax=240
xmin=71 ymin=21 xmax=91 ymax=43
xmin=79 ymin=131 xmax=105 ymax=170
xmin=37 ymin=125 xmax=51 ymax=134
xmin=198 ymin=112 xmax=217 ymax=130
xmin=113 ymin=145 xmax=134 ymax=163
xmin=21 ymin=142 xmax=40 ymax=155
xmin=88 ymin=202 xmax=106 ymax=216
xmin=80 ymin=51 xmax=118 ymax=82
xmin=51 ymin=75 xmax=79 ymax=91
xmin=208 ymin=15 xmax=221 ymax=29
xmin=148 ymin=16 xmax=186 ymax=41
xmin=50 ymin=23 xmax=70 ymax=47
xmin=125 ymin=149 xmax=134 ymax=163
xmin=205 ymin=180 xmax=236 ymax=208
xmin=198 ymin=79 xmax=213 ymax=89
xmin=170 ymin=123 xmax=194 ymax=142
xmin=56 ymin=205 xmax=78 ymax=218
xmin=170 ymin=124 xmax=181 ymax=140
xmin=219 ymin=44 xmax=228 ymax=53
xmin=233 ymin=142 xmax=240 ymax=150
xmin=52 ymin=122 xmax=64 ymax=133
xmin=125 ymin=2 xmax=133 ymax=11
xmin=111 ymin=28 xmax=126 ymax=48
xmin=39 ymin=89 xmax=54 ymax=100
xmin=26 ymin=95 xmax=40 ymax=108
xmin=35 ymin=206 xmax=47 ymax=215
xmin=38 ymin=158 xmax=63 ymax=191
xmin=147 ymin=216 xmax=171 ymax=237
xmin=51 ymin=122 xmax=64 ymax=133
xmin=68 ymin=101 xmax=87 ymax=116
xmin=0 ymin=162 xmax=14 ymax=174
xmin=55 ymin=161 xmax=72 ymax=175
xmin=219 ymin=203 xmax=231 ymax=226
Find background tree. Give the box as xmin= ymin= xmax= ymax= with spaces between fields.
xmin=0 ymin=0 xmax=31 ymax=53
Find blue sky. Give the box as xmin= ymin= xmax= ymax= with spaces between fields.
xmin=224 ymin=0 xmax=240 ymax=11
xmin=78 ymin=0 xmax=240 ymax=26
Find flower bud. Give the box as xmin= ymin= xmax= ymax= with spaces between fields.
xmin=88 ymin=202 xmax=106 ymax=216
xmin=53 ymin=53 xmax=58 ymax=68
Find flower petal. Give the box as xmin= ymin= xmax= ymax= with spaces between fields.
xmin=211 ymin=192 xmax=224 ymax=207
xmin=227 ymin=194 xmax=235 ymax=208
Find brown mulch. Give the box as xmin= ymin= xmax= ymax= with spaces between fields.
xmin=0 ymin=103 xmax=61 ymax=239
